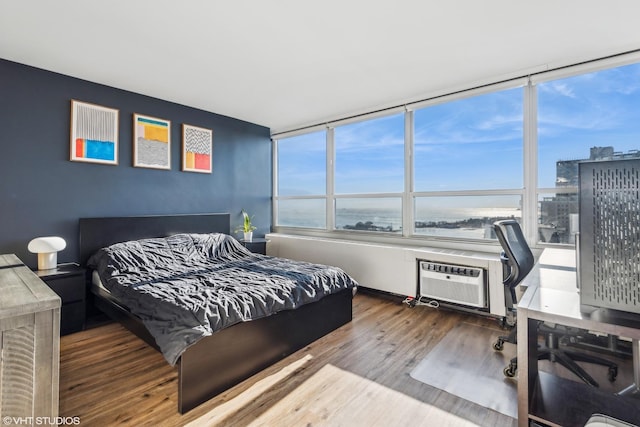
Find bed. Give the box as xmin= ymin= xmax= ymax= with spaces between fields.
xmin=78 ymin=213 xmax=356 ymax=414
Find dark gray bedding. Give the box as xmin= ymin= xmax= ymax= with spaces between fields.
xmin=87 ymin=233 xmax=358 ymax=365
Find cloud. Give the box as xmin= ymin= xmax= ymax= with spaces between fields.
xmin=278 ymin=135 xmax=326 ymax=153
xmin=539 ymin=82 xmax=576 ymax=98
xmin=412 ymin=92 xmax=523 ymax=147
xmin=334 ymin=114 xmax=405 ymax=153
xmin=605 ymin=78 xmax=640 ymax=96
xmin=545 ymin=63 xmax=640 ymax=98
xmin=335 ymin=163 xmax=404 ymax=193
xmin=538 ymin=103 xmax=621 ymax=137
xmin=475 ymin=113 xmax=522 ymax=131
xmin=414 ymin=117 xmax=522 ymax=147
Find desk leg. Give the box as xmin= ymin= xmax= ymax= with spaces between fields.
xmin=517 ymin=308 xmax=539 ymax=427
xmin=617 ymin=338 xmax=640 ymax=397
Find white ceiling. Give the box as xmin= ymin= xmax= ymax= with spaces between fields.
xmin=2 ymin=1 xmax=640 ymax=134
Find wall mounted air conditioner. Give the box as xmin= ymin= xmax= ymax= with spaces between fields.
xmin=419 ymin=261 xmax=487 ymax=308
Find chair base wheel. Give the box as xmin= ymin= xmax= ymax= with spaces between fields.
xmin=503 ymin=364 xmax=517 ymax=378
xmin=493 ymin=339 xmax=504 ymax=351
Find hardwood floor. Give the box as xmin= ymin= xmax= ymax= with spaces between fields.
xmin=59 ymin=290 xmax=518 ymax=426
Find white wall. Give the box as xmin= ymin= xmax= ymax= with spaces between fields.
xmin=266 ymin=233 xmax=508 ymax=318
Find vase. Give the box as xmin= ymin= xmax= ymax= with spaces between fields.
xmin=243 ymin=231 xmax=253 ymax=242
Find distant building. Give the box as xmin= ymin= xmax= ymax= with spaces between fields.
xmin=556 ymin=146 xmax=616 ymax=187
xmin=539 ymin=193 xmax=578 ymax=243
xmin=540 ymin=146 xmax=640 ymax=243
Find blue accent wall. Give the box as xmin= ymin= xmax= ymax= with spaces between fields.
xmin=0 ymin=59 xmax=272 ymax=268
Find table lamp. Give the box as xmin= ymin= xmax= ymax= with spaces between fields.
xmin=28 ymin=236 xmax=66 ymax=270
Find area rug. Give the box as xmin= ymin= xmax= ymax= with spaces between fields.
xmin=187 ymin=356 xmax=479 ymax=426
xmin=410 ymin=322 xmax=517 ymax=419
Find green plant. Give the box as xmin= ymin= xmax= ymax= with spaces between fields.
xmin=235 ymin=210 xmax=257 ymax=233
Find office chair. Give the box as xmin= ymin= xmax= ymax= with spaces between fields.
xmin=491 ymin=219 xmax=535 ymax=376
xmin=492 ymin=219 xmax=618 ymax=387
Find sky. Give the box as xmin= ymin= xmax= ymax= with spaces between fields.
xmin=537 ymin=62 xmax=640 ymax=187
xmin=278 ymin=61 xmax=640 ymax=197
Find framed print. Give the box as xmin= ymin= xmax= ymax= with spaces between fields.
xmin=182 ymin=124 xmax=212 ymax=173
xmin=70 ymin=100 xmax=119 ymax=165
xmin=133 ymin=113 xmax=171 ymax=169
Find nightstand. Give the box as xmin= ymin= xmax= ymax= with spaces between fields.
xmin=240 ymin=238 xmax=268 ymax=255
xmin=35 ymin=263 xmax=86 ymax=335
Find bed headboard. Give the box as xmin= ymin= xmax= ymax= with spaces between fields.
xmin=78 ymin=213 xmax=231 ymax=266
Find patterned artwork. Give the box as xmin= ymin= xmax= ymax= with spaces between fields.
xmin=70 ymin=100 xmax=119 ymax=165
xmin=133 ymin=114 xmax=171 ymax=169
xmin=182 ymin=124 xmax=212 ymax=173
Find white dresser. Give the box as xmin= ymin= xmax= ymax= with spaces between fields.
xmin=0 ymin=254 xmax=61 ymax=423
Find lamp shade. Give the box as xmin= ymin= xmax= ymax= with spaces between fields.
xmin=28 ymin=236 xmax=66 ymax=270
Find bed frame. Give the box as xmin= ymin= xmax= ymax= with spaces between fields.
xmin=78 ymin=213 xmax=353 ymax=414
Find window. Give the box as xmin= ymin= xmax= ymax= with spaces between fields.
xmin=413 ymin=87 xmax=524 ymax=239
xmin=414 ymin=195 xmax=522 ymax=239
xmin=537 ymin=62 xmax=640 ymax=244
xmin=277 ymin=131 xmax=326 ymax=196
xmin=414 ymin=88 xmax=523 ymax=191
xmin=335 ymin=197 xmax=402 ymax=233
xmin=275 ymin=131 xmax=326 ymax=229
xmin=333 ymin=113 xmax=404 ymax=232
xmin=277 ymin=199 xmax=326 ymax=229
xmin=273 ymin=55 xmax=640 ymax=248
xmin=334 ymin=113 xmax=404 ymax=194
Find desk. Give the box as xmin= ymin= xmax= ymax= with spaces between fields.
xmin=517 ymin=248 xmax=640 ymax=427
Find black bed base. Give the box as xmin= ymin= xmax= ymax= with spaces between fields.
xmin=92 ymin=287 xmax=161 ymax=352
xmin=93 ymin=286 xmax=353 ymax=413
xmin=179 ymin=288 xmax=352 ymax=413
xmin=78 ymin=213 xmax=231 ymax=265
xmin=80 ymin=213 xmax=354 ymax=413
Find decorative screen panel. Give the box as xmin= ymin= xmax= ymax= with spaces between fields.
xmin=579 ymin=159 xmax=640 ymax=314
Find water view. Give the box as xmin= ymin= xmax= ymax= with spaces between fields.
xmin=278 ymin=205 xmax=521 ymax=239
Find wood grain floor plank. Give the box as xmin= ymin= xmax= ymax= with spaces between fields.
xmin=60 ymin=290 xmax=518 ymax=427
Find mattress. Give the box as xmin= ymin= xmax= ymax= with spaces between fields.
xmin=87 ymin=233 xmax=358 ymax=365
xmin=92 ymin=270 xmax=107 ymax=292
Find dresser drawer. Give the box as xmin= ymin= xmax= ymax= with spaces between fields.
xmin=36 ymin=265 xmax=86 ymax=336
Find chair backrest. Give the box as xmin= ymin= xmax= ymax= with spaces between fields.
xmin=494 ymin=219 xmax=535 ymax=291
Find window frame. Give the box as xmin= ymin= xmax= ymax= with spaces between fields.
xmin=272 ymin=51 xmax=640 ymax=249
xmin=531 ymin=52 xmax=640 ymax=246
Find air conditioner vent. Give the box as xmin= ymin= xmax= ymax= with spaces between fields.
xmin=419 ymin=261 xmax=487 ymax=308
